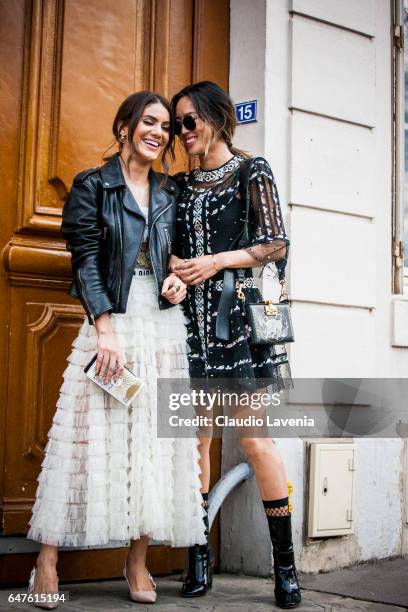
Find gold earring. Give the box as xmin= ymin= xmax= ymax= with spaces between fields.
xmin=119 ymin=133 xmax=127 ymax=143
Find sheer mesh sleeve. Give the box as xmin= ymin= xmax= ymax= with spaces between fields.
xmin=243 ymin=157 xmax=289 ymax=265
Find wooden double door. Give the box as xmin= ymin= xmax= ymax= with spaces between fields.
xmin=0 ymin=0 xmax=228 ymax=583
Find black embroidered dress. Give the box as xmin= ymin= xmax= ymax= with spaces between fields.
xmin=174 ymin=155 xmax=291 ymax=390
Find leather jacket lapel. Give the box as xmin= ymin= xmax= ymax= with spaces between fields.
xmin=98 ymin=155 xmax=175 ymax=225
xmin=100 ymin=153 xmax=125 ymax=189
xmin=101 ymin=154 xmax=145 ymax=219
xmin=148 ymin=170 xmax=172 ymax=226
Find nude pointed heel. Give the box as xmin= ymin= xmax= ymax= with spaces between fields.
xmin=28 ymin=566 xmax=60 ymax=610
xmin=123 ymin=563 xmax=157 ymax=604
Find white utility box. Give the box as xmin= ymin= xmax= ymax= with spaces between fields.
xmin=308 ymin=442 xmax=356 ymax=538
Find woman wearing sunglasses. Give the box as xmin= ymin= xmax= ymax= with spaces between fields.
xmin=170 ymin=81 xmax=301 ymax=609
xmin=26 ymin=91 xmax=206 ymax=608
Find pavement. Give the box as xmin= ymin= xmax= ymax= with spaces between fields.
xmin=300 ymin=557 xmax=408 ymax=608
xmin=0 ymin=558 xmax=407 ymax=612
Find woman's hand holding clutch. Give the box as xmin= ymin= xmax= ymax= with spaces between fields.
xmin=95 ymin=312 xmax=124 ymax=384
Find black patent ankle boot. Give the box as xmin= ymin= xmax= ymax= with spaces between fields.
xmin=181 ymin=514 xmax=213 ymax=597
xmin=267 ymin=515 xmax=301 ymax=609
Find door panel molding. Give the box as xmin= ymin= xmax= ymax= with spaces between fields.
xmin=17 ymin=0 xmax=65 ymax=233
xmin=23 ymin=303 xmax=84 ymax=463
xmin=3 ymin=236 xmax=71 ymax=287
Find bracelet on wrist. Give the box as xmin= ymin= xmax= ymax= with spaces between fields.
xmin=212 ymin=254 xmax=221 ymax=272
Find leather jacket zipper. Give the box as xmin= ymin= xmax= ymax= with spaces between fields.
xmin=163 ymin=226 xmax=172 ymax=255
xmin=149 ymin=204 xmax=171 ymax=291
xmin=115 ymin=206 xmax=123 ymax=306
xmin=77 ymin=268 xmax=95 ymax=323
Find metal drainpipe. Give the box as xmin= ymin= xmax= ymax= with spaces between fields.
xmin=208 ymin=462 xmax=254 ymax=529
xmin=391 ymin=0 xmax=405 ymax=294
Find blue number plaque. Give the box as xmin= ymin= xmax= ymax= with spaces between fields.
xmin=235 ymin=100 xmax=257 ymax=124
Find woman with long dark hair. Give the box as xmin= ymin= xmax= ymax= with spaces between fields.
xmin=170 ymin=81 xmax=301 ymax=609
xmin=26 ymin=91 xmax=205 ymax=608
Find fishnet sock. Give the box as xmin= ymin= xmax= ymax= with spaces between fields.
xmin=263 ymin=496 xmax=290 ymax=517
xmin=265 ymin=504 xmax=290 ymax=517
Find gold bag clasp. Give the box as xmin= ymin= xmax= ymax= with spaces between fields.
xmin=264 ymin=301 xmax=278 ymax=316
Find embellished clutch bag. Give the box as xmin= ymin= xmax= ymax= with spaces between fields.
xmin=84 ymin=355 xmax=144 ymax=407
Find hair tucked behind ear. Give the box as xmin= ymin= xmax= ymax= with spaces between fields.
xmin=170 ymin=81 xmax=249 ymax=158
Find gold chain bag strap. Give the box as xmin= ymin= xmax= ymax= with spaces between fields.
xmin=236 ymin=159 xmax=295 ymax=346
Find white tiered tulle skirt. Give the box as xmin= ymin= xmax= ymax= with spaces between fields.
xmin=27 ymin=273 xmax=206 ymax=548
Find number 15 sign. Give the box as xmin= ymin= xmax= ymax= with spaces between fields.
xmin=235 ymin=100 xmax=257 ymax=125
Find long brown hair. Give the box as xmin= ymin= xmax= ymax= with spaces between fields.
xmin=170 ymin=81 xmax=248 ymax=158
xmin=110 ymin=91 xmax=175 ymax=175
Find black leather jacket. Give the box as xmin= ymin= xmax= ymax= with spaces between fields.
xmin=61 ymin=154 xmax=177 ymax=324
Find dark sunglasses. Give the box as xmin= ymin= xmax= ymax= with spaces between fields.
xmin=174 ymin=114 xmax=197 ymax=136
